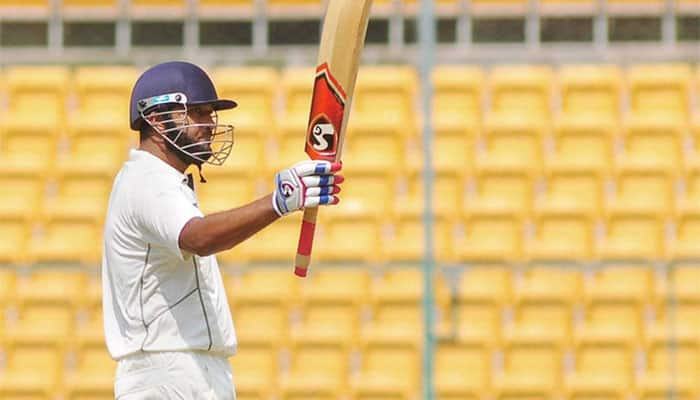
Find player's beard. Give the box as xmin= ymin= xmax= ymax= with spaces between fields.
xmin=166 ymin=128 xmax=213 ymax=166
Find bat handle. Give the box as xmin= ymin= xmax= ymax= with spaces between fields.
xmin=294 ymin=207 xmax=319 ymax=277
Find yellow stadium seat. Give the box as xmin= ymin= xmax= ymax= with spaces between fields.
xmin=0 ymin=124 xmax=59 ymax=172
xmin=397 ymin=168 xmax=466 ymax=219
xmin=619 ymin=115 xmax=685 ymax=171
xmin=230 ymin=343 xmax=279 ymax=400
xmin=43 ymin=168 xmax=113 ymax=221
xmin=0 ymin=167 xmax=45 ymax=220
xmin=584 ymin=265 xmax=653 ymax=339
xmin=493 ymin=337 xmax=563 ymax=399
xmin=2 ymin=66 xmax=68 ymax=128
xmin=211 ymin=67 xmax=278 ymax=129
xmin=0 ymin=268 xmax=17 ymax=312
xmin=608 ymin=163 xmax=676 ymax=216
xmin=0 ymin=215 xmax=31 ymax=264
xmin=470 ymin=163 xmax=534 ymax=217
xmin=343 ymin=123 xmax=406 ymax=171
xmin=333 ymin=169 xmax=396 ymax=218
xmin=353 ymin=65 xmax=417 ymax=128
xmin=73 ymin=66 xmax=139 ymax=126
xmin=129 ymin=0 xmax=187 ymax=17
xmin=681 ymin=161 xmax=700 ymax=208
xmin=599 ymin=210 xmax=666 ymax=260
xmin=64 ymin=339 xmax=115 ymax=400
xmin=296 ymin=268 xmax=369 ymax=349
xmin=225 ymin=213 xmax=302 ymax=263
xmin=671 ymin=209 xmax=700 ymax=259
xmin=455 ymin=266 xmax=512 ymax=345
xmin=280 ymin=340 xmax=349 ymax=399
xmin=566 ymin=333 xmax=636 ymax=399
xmin=637 ymin=329 xmax=700 ymax=400
xmin=0 ymin=341 xmax=64 ymax=399
xmin=557 ymin=65 xmax=622 ymax=122
xmin=353 ymin=340 xmax=419 ymax=400
xmin=431 ymin=116 xmax=477 ymax=176
xmin=195 ymin=171 xmax=258 ymax=215
xmin=61 ymin=122 xmax=129 ymax=173
xmin=627 ymin=64 xmax=693 ymax=122
xmin=28 ymin=214 xmax=101 ymax=264
xmin=488 ymin=65 xmax=553 ymax=120
xmin=542 ymin=163 xmax=606 ymax=215
xmin=435 ymin=340 xmax=492 ymax=400
xmin=266 ymin=122 xmax=307 ymax=174
xmin=512 ymin=266 xmax=582 ymax=345
xmin=317 ymin=211 xmax=382 ymax=263
xmin=654 ymin=264 xmax=700 ymax=332
xmin=281 ymin=66 xmax=314 ymax=123
xmin=363 ymin=268 xmax=423 ymax=345
xmin=62 ymin=0 xmax=118 ymax=17
xmin=432 ymin=65 xmax=484 ymax=128
xmin=457 ymin=209 xmax=524 ymax=262
xmin=480 ymin=113 xmax=546 ymax=171
xmin=383 ymin=214 xmax=454 ymax=263
xmin=550 ymin=116 xmax=616 ymax=173
xmin=528 ymin=208 xmax=595 ymax=261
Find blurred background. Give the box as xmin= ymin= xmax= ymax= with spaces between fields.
xmin=0 ymin=0 xmax=699 ymax=399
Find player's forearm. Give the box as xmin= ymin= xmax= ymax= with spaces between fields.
xmin=179 ymin=194 xmax=280 ymax=257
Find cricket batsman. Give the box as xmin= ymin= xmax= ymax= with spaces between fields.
xmin=101 ymin=61 xmax=343 ymax=399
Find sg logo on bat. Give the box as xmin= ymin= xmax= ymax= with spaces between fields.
xmin=305 ymin=63 xmax=346 ymax=162
xmin=311 ymin=123 xmax=334 ymax=151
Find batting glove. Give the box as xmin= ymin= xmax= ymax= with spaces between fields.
xmin=272 ymin=160 xmax=343 ymax=216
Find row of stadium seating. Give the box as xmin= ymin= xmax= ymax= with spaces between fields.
xmin=1 ymin=266 xmax=698 ymax=399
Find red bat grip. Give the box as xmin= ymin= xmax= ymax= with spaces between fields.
xmin=294 ymin=207 xmax=319 ymax=277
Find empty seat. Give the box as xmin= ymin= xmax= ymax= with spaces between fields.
xmin=343 ymin=123 xmax=406 ymax=170
xmin=435 ymin=340 xmax=492 ymax=400
xmin=280 ymin=340 xmax=349 ymax=399
xmin=318 ymin=211 xmax=382 ymax=263
xmin=352 ymin=340 xmax=419 ymax=399
xmin=397 ymin=168 xmax=466 ymax=219
xmin=493 ymin=337 xmax=563 ymax=399
xmin=470 ymin=163 xmax=534 ymax=217
xmin=550 ymin=116 xmax=616 ymax=173
xmin=0 ymin=268 xmax=17 ymax=313
xmin=599 ymin=210 xmax=665 ymax=260
xmin=488 ymin=65 xmax=554 ymax=120
xmin=28 ymin=214 xmax=101 ymax=264
xmin=64 ymin=339 xmax=115 ymax=400
xmin=637 ymin=330 xmax=700 ymax=400
xmin=480 ymin=113 xmax=546 ymax=171
xmin=431 ymin=117 xmax=477 ymax=176
xmin=0 ymin=168 xmax=45 ymax=220
xmin=608 ymin=163 xmax=676 ymax=216
xmin=455 ymin=266 xmax=512 ymax=345
xmin=0 ymin=215 xmax=31 ymax=264
xmin=542 ymin=163 xmax=606 ymax=215
xmin=61 ymin=122 xmax=129 ymax=173
xmin=229 ymin=343 xmax=279 ymax=400
xmin=432 ymin=65 xmax=484 ymax=128
xmin=223 ymin=213 xmax=302 ymax=263
xmin=619 ymin=115 xmax=685 ymax=172
xmin=73 ymin=66 xmax=139 ymax=125
xmin=0 ymin=340 xmax=64 ymax=399
xmin=2 ymin=66 xmax=68 ymax=128
xmin=280 ymin=66 xmax=315 ymax=123
xmin=670 ymin=209 xmax=700 ymax=259
xmin=383 ymin=214 xmax=454 ymax=263
xmin=363 ymin=269 xmax=423 ymax=344
xmin=195 ymin=171 xmax=258 ymax=215
xmin=457 ymin=209 xmax=524 ymax=262
xmin=353 ymin=65 xmax=417 ymax=128
xmin=0 ymin=124 xmax=59 ymax=172
xmin=528 ymin=208 xmax=595 ymax=261
xmin=44 ymin=168 xmax=114 ymax=221
xmin=627 ymin=64 xmax=693 ymax=122
xmin=655 ymin=264 xmax=700 ymax=332
xmin=558 ymin=65 xmax=622 ymax=122
xmin=211 ymin=66 xmax=278 ymax=129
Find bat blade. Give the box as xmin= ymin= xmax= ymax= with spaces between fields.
xmin=294 ymin=0 xmax=372 ymax=278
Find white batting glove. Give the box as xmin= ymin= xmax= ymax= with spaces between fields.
xmin=272 ymin=160 xmax=343 ymax=216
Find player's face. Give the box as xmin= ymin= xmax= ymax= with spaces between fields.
xmin=172 ymin=105 xmax=216 ymax=163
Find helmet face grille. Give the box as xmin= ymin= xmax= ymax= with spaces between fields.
xmin=141 ymin=102 xmax=235 ymax=166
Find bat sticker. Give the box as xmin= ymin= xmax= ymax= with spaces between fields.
xmin=305 ymin=63 xmax=347 ymax=161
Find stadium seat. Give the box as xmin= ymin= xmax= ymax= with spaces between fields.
xmin=488 ymin=65 xmax=554 ymax=120
xmin=61 ymin=121 xmax=129 ymax=173
xmin=619 ymin=114 xmax=685 ymax=172
xmin=333 ymin=169 xmax=396 ymax=218
xmin=435 ymin=340 xmax=492 ymax=400
xmin=353 ymin=340 xmax=419 ymax=400
xmin=0 ymin=124 xmax=59 ymax=172
xmin=457 ymin=209 xmax=524 ymax=262
xmin=0 ymin=214 xmax=31 ymax=264
xmin=296 ymin=268 xmax=369 ymax=349
xmin=195 ymin=170 xmax=258 ymax=215
xmin=512 ymin=266 xmax=582 ymax=345
xmin=550 ymin=115 xmax=616 ymax=173
xmin=266 ymin=122 xmax=307 ymax=174
xmin=2 ymin=66 xmax=69 ymax=128
xmin=28 ymin=214 xmax=101 ymax=264
xmin=557 ymin=65 xmax=622 ymax=122
xmin=654 ymin=263 xmax=700 ymax=332
xmin=627 ymin=64 xmax=693 ymax=122
xmin=480 ymin=113 xmax=546 ymax=171
xmin=583 ymin=265 xmax=653 ymax=339
xmin=0 ymin=268 xmax=16 ymax=312
xmin=225 ymin=213 xmax=302 ymax=263
xmin=343 ymin=123 xmax=406 ymax=171
xmin=599 ymin=210 xmax=666 ymax=260
xmin=353 ymin=65 xmax=418 ymax=128
xmin=211 ymin=67 xmax=278 ymax=129
xmin=681 ymin=161 xmax=700 ymax=209
xmin=542 ymin=163 xmax=606 ymax=215
xmin=431 ymin=65 xmax=484 ymax=128
xmin=0 ymin=166 xmax=45 ymax=219
xmin=43 ymin=168 xmax=114 ymax=221
xmin=280 ymin=340 xmax=350 ymax=399
xmin=566 ymin=332 xmax=636 ymax=399
xmin=455 ymin=266 xmax=512 ymax=345
xmin=608 ymin=163 xmax=676 ymax=216
xmin=0 ymin=340 xmax=64 ymax=399
xmin=281 ymin=66 xmax=314 ymax=123
xmin=383 ymin=214 xmax=454 ymax=263
xmin=431 ymin=116 xmax=477 ymax=176
xmin=670 ymin=209 xmax=700 ymax=259
xmin=229 ymin=343 xmax=279 ymax=400
xmin=64 ymin=339 xmax=115 ymax=400
xmin=396 ymin=168 xmax=466 ymax=219
xmin=528 ymin=208 xmax=595 ymax=261
xmin=637 ymin=328 xmax=700 ymax=400
xmin=73 ymin=66 xmax=139 ymax=126
xmin=470 ymin=163 xmax=534 ymax=217
xmin=318 ymin=211 xmax=382 ymax=263
xmin=493 ymin=337 xmax=563 ymax=399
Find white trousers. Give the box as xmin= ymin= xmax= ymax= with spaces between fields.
xmin=114 ymin=351 xmax=236 ymax=400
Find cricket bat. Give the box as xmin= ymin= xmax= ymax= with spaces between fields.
xmin=293 ymin=0 xmax=373 ymax=278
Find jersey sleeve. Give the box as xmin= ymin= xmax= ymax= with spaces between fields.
xmin=136 ymin=178 xmax=204 ymax=260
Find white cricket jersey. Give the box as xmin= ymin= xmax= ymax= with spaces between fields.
xmin=102 ymin=149 xmax=237 ymax=360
